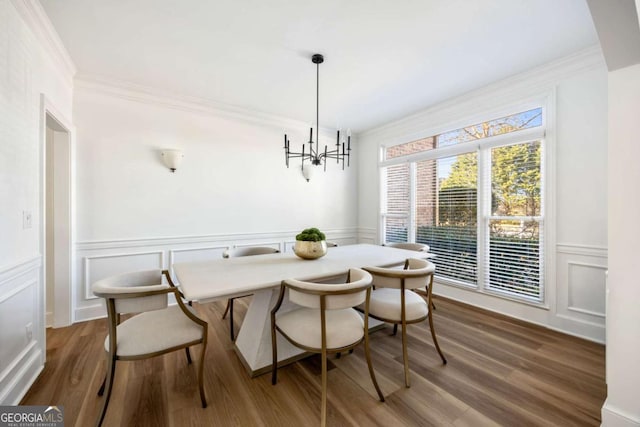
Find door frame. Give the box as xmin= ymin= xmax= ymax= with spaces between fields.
xmin=39 ymin=94 xmax=75 ymax=328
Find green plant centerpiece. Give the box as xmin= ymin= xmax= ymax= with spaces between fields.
xmin=294 ymin=227 xmax=328 ymax=260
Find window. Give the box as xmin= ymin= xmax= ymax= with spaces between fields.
xmin=380 ymin=107 xmax=545 ymax=302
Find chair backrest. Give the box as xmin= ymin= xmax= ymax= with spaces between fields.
xmin=223 ymin=246 xmax=280 ymax=258
xmin=363 ymin=258 xmax=435 ymax=290
xmin=92 ymin=269 xmax=170 ymax=314
xmin=385 ymin=242 xmax=430 ymax=252
xmin=284 ymin=268 xmax=372 ymax=310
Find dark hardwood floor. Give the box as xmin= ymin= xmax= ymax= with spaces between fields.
xmin=22 ymin=296 xmax=606 ymax=426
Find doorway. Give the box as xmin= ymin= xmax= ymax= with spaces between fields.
xmin=41 ymin=96 xmax=74 ymax=328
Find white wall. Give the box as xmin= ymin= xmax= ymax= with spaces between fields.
xmin=602 ymin=63 xmax=640 ymax=427
xmin=71 ymin=80 xmax=359 ymax=321
xmin=0 ymin=0 xmax=74 ymax=404
xmin=357 ymin=47 xmax=608 ymax=342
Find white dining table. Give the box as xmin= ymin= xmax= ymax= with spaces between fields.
xmin=173 ymin=243 xmax=433 ymax=376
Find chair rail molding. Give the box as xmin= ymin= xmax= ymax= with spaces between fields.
xmin=556 ymin=242 xmax=608 ymax=257
xmin=75 ymin=228 xmax=358 ymax=251
xmin=0 ymin=256 xmax=41 ymax=285
xmin=357 ymin=228 xmax=377 ymax=245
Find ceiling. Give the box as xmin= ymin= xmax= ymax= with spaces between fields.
xmin=40 ymin=0 xmax=599 ymax=133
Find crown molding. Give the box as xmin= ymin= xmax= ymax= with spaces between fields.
xmin=74 ymin=74 xmax=341 ymax=136
xmin=10 ymin=0 xmax=76 ymax=84
xmin=360 ymin=45 xmax=606 ymax=139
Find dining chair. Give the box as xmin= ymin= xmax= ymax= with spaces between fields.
xmin=385 ymin=242 xmax=430 ymax=252
xmin=362 ymin=258 xmax=447 ymax=388
xmin=271 ymin=268 xmax=385 ymax=427
xmin=384 ymin=241 xmax=437 ymax=311
xmin=222 ymin=246 xmax=280 ymax=341
xmin=92 ymin=269 xmax=208 ymax=427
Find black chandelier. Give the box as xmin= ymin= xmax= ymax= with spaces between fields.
xmin=283 ymin=54 xmax=351 ymax=180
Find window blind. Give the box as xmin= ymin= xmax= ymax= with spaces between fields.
xmin=485 ymin=141 xmax=543 ymax=300
xmin=416 ymin=154 xmax=478 ymax=285
xmin=383 ymin=164 xmax=410 ymax=243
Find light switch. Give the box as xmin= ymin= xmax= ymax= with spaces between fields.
xmin=23 ymin=210 xmax=32 ymax=229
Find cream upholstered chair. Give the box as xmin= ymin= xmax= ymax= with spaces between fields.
xmin=92 ymin=270 xmax=208 ymax=427
xmin=362 ymin=258 xmax=446 ymax=388
xmin=385 ymin=242 xmax=430 ymax=252
xmin=271 ymin=268 xmax=385 ymax=427
xmin=385 ymin=242 xmax=437 ymax=311
xmin=222 ymin=246 xmax=280 ymax=341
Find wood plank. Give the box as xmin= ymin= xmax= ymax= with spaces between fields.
xmin=21 ymin=296 xmax=606 ymax=426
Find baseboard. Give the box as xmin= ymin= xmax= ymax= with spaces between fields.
xmin=602 ymin=399 xmax=640 ymax=427
xmin=74 ymin=304 xmax=106 ymax=323
xmin=0 ymin=342 xmax=43 ymax=405
xmin=434 ymin=288 xmax=605 ymax=344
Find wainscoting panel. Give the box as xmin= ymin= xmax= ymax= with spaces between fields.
xmin=74 ymin=229 xmax=358 ymax=322
xmin=283 ymin=240 xmax=296 ymax=253
xmin=0 ymin=256 xmax=43 ymax=404
xmin=567 ymin=262 xmax=607 ymax=317
xmin=169 ymin=245 xmax=228 ymax=266
xmin=83 ymin=251 xmax=165 ymax=300
xmin=556 ymin=244 xmax=608 ymax=338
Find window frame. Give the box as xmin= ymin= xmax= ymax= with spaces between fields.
xmin=378 ymin=92 xmax=555 ymax=308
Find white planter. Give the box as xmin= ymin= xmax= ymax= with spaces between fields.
xmin=293 ymin=240 xmax=328 ymax=260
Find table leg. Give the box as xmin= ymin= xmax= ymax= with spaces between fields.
xmin=234 ymin=288 xmax=306 ymax=377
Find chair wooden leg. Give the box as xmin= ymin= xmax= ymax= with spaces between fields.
xmin=222 ymin=299 xmax=231 ymax=319
xmin=321 ymin=349 xmax=328 ymax=427
xmin=271 ymin=322 xmax=278 ymax=385
xmin=392 ymin=324 xmax=398 ymax=336
xmin=428 ymin=310 xmax=447 ymax=364
xmin=229 ymin=299 xmax=235 ymax=341
xmin=185 ymin=347 xmax=192 ymax=364
xmin=364 ymin=331 xmax=385 ymax=402
xmin=198 ymin=343 xmax=207 ymax=408
xmin=96 ymin=356 xmax=116 ymax=427
xmin=401 ymin=321 xmax=410 ymax=388
xmin=97 ymin=374 xmax=106 ymax=396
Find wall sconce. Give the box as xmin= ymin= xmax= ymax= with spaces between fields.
xmin=161 ymin=149 xmax=183 ymax=173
